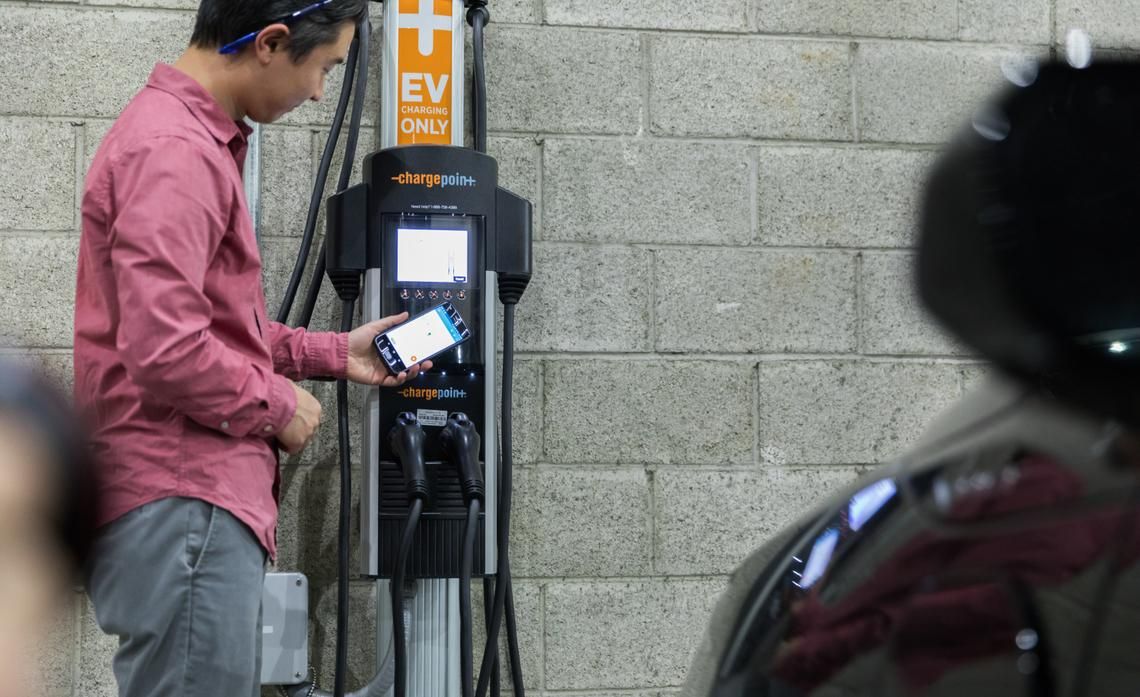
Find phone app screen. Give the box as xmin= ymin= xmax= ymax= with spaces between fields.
xmin=387 ymin=306 xmax=463 ymax=366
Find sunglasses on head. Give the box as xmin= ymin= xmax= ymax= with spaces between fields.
xmin=218 ymin=0 xmax=334 ymax=55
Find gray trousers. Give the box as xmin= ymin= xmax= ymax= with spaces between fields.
xmin=86 ymin=497 xmax=267 ymax=697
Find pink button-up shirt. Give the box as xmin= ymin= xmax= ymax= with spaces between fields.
xmin=75 ymin=64 xmax=348 ymax=558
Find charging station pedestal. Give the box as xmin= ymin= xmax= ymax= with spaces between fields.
xmin=336 ymin=3 xmax=532 ymax=695
xmin=354 ymin=143 xmax=530 ymax=697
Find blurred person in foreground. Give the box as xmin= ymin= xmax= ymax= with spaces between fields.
xmin=0 ymin=360 xmax=95 ymax=697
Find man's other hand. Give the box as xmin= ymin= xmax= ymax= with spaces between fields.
xmin=278 ymin=382 xmax=322 ymax=454
xmin=347 ymin=313 xmax=433 ymax=386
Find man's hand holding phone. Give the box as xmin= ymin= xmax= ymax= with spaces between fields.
xmin=372 ymin=303 xmax=470 ymax=375
xmin=278 ymin=313 xmax=432 ymax=456
xmin=348 ymin=312 xmax=433 ymax=384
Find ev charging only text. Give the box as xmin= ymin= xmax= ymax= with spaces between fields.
xmin=401 ymin=72 xmax=449 ymax=136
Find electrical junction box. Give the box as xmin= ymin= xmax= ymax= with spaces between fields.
xmin=261 ymin=572 xmax=310 ymax=685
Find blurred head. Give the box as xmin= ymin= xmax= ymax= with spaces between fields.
xmin=0 ymin=362 xmax=95 ymax=691
xmin=189 ymin=0 xmax=368 ymax=122
xmin=918 ymin=59 xmax=1140 ymax=427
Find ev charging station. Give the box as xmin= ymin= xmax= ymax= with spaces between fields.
xmin=265 ymin=2 xmax=532 ymax=697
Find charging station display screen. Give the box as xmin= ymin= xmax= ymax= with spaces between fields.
xmin=397 ymin=228 xmax=469 ymax=284
xmin=387 ymin=306 xmax=464 ymax=366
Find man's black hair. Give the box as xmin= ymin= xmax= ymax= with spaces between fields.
xmin=191 ymin=0 xmax=370 ymax=61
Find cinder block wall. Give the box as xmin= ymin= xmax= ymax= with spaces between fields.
xmin=0 ymin=0 xmax=1126 ymax=694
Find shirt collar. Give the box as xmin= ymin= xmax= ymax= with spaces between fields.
xmin=146 ymin=63 xmax=253 ymax=148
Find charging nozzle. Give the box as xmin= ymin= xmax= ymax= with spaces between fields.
xmin=495 ymin=188 xmax=533 ymax=305
xmin=325 ymin=182 xmax=369 ymax=303
xmin=440 ymin=412 xmax=484 ymax=504
xmin=389 ymin=412 xmax=430 ymax=502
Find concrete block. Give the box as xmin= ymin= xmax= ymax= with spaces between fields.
xmin=650 ymin=36 xmax=852 ymax=140
xmin=257 ymin=234 xmax=340 ymax=332
xmin=496 ymin=359 xmax=543 ymax=466
xmin=544 ymin=360 xmax=754 ymax=465
xmin=543 ymin=139 xmax=752 ymax=245
xmin=0 ymin=236 xmax=78 ymax=348
xmin=959 ymin=0 xmax=1051 ymax=44
xmin=1057 ymin=0 xmax=1140 ymax=50
xmin=307 ymin=581 xmax=379 ymax=688
xmin=655 ymin=248 xmax=857 ymax=354
xmin=856 ymin=42 xmax=1040 ymax=144
xmin=755 ymin=0 xmax=956 ymax=39
xmin=491 ymin=0 xmax=540 ymax=24
xmin=545 ymin=580 xmax=724 ymax=689
xmin=37 ymin=352 xmax=75 ymax=394
xmin=0 ymin=7 xmax=192 ymax=118
xmin=758 ymin=360 xmax=962 ymax=465
xmin=259 ymin=127 xmax=315 ymax=238
xmin=321 ymin=124 xmax=374 ymax=199
xmin=546 ymin=0 xmax=749 ymax=32
xmin=860 ymin=252 xmax=969 ymax=355
xmin=78 ymin=595 xmax=120 ymax=697
xmin=84 ymin=120 xmax=114 ymax=174
xmin=488 ymin=136 xmax=540 ymax=217
xmin=515 ymin=243 xmax=652 ymax=353
xmin=961 ymin=362 xmax=995 ymax=395
xmin=512 ymin=467 xmax=652 ymax=577
xmin=275 ymin=463 xmax=365 ymax=588
xmin=471 ymin=581 xmax=543 ymax=691
xmin=35 ymin=596 xmax=77 ymax=697
xmin=486 ymin=26 xmax=642 ymax=135
xmin=0 ymin=120 xmax=76 ymax=231
xmin=756 ymin=146 xmax=937 ymax=247
xmin=654 ymin=466 xmax=863 ymax=575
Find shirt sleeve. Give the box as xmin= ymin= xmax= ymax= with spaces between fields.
xmin=266 ymin=321 xmax=349 ymax=381
xmin=108 ymin=137 xmax=296 ymax=438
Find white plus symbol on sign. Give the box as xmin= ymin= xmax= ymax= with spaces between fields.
xmin=400 ymin=0 xmax=452 ymax=56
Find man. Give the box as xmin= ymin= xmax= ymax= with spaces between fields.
xmin=73 ymin=2 xmax=427 ymax=695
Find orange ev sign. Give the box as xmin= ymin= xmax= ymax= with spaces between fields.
xmin=397 ymin=0 xmax=455 ymax=144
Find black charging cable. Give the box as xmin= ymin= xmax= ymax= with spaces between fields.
xmin=333 ymin=298 xmax=355 ymax=697
xmin=464 ymin=3 xmax=532 ymax=697
xmin=389 ymin=412 xmax=431 ymax=697
xmin=393 ymin=497 xmax=423 ymax=697
xmin=468 ymin=1 xmax=489 ymax=155
xmin=460 ymin=497 xmax=481 ymax=697
xmin=298 ymin=17 xmax=371 ymax=330
xmin=277 ymin=27 xmax=358 ymax=324
xmin=475 ymin=302 xmax=525 ymax=697
xmin=442 ymin=412 xmax=485 ymax=697
xmin=465 ymin=2 xmax=504 ymax=692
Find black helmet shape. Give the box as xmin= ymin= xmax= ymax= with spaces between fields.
xmin=918 ymin=59 xmax=1140 ymax=426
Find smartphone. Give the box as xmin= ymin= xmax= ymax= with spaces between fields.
xmin=373 ymin=302 xmax=471 ymax=374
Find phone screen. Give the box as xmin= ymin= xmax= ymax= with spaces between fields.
xmin=378 ymin=304 xmax=468 ymax=371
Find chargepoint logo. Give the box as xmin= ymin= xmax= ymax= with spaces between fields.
xmin=390 ymin=171 xmax=477 ymax=189
xmin=399 ymin=386 xmax=468 ymax=401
